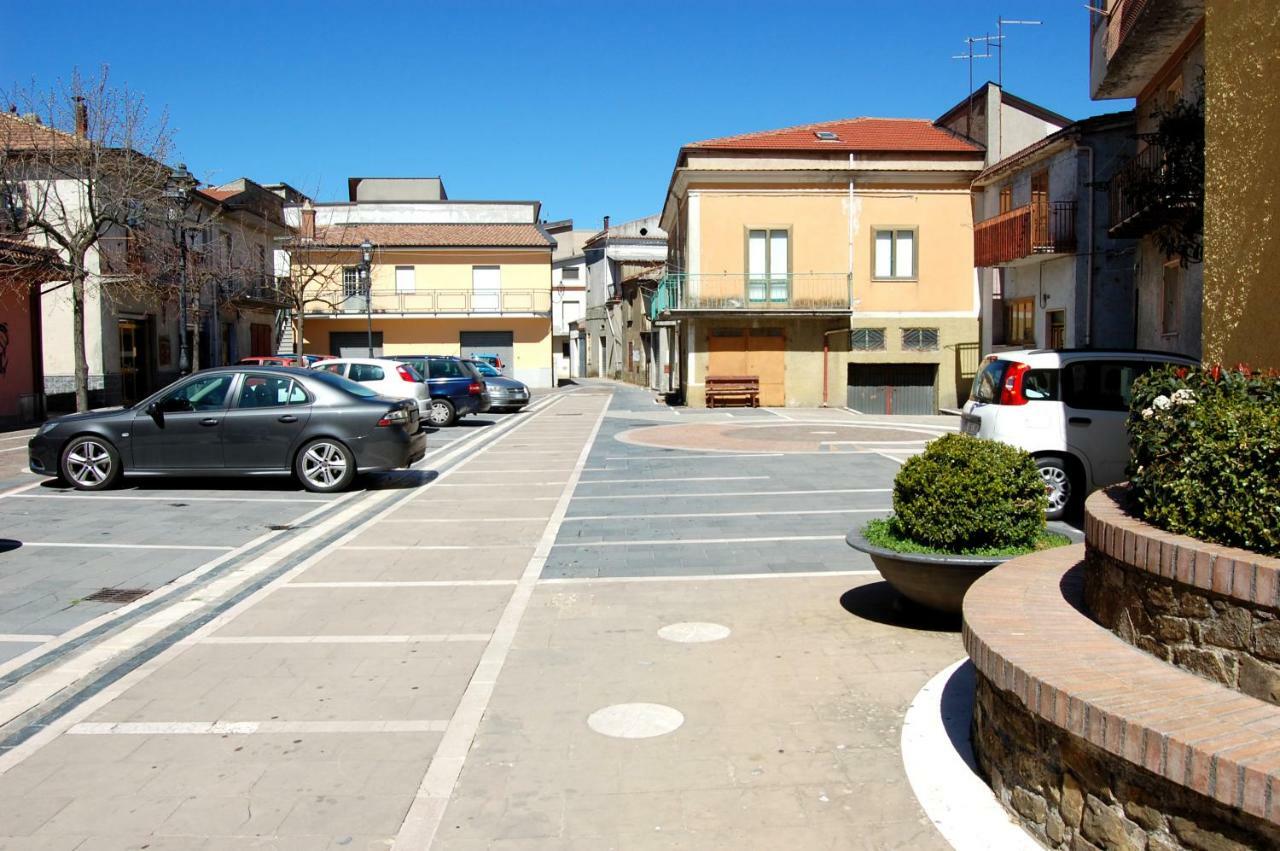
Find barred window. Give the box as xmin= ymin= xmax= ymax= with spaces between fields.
xmin=342 ymin=266 xmax=362 ymax=297
xmin=902 ymin=328 xmax=939 ymax=351
xmin=851 ymin=328 xmax=886 ymax=351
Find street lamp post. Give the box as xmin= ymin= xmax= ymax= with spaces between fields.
xmin=164 ymin=163 xmax=199 ymax=375
xmin=360 ymin=238 xmax=374 ymax=357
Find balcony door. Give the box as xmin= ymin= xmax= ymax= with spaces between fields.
xmin=1031 ymin=170 xmax=1049 ymax=248
xmin=747 ymin=229 xmax=788 ymax=304
xmin=472 ymin=265 xmax=501 ymax=312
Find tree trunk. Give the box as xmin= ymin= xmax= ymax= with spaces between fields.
xmin=294 ymin=311 xmax=305 ymax=367
xmin=70 ymin=263 xmax=90 ymax=412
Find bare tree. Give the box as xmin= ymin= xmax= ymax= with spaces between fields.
xmin=279 ymin=234 xmax=348 ymax=365
xmin=1 ymin=67 xmax=174 ymax=410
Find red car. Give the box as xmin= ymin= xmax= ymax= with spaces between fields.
xmin=239 ymin=355 xmax=336 ymax=367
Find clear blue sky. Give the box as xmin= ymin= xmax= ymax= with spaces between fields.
xmin=3 ymin=1 xmax=1127 ymax=228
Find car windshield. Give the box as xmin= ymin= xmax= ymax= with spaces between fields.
xmin=309 ymin=369 xmax=379 ymax=398
xmin=469 ymin=361 xmax=501 ymax=377
xmin=970 ymin=360 xmax=1009 ymax=404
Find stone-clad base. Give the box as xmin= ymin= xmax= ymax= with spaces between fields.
xmin=973 ymin=673 xmax=1280 ymax=851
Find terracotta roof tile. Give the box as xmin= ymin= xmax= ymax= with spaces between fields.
xmin=196 ymin=188 xmax=237 ymax=202
xmin=309 ymin=223 xmax=552 ymax=248
xmin=0 ymin=111 xmax=85 ymax=151
xmin=686 ymin=117 xmax=981 ymax=154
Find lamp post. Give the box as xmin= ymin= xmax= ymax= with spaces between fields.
xmin=164 ymin=163 xmax=199 ymax=375
xmin=360 ymin=238 xmax=374 ymax=357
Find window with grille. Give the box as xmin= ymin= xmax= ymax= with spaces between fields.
xmin=343 ymin=266 xmax=362 ymax=298
xmin=851 ymin=328 xmax=886 ymax=351
xmin=902 ymin=328 xmax=939 ymax=351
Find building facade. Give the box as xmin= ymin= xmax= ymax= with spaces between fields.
xmin=654 ymin=118 xmax=985 ymax=412
xmin=544 ymin=219 xmax=591 ymax=382
xmin=287 ymin=179 xmax=555 ymax=388
xmin=581 ymin=215 xmax=667 ymax=379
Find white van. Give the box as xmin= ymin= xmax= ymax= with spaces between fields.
xmin=961 ymin=349 xmax=1197 ymax=519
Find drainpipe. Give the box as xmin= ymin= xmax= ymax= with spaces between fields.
xmin=1077 ymin=143 xmax=1095 ymax=347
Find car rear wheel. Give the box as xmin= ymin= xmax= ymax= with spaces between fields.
xmin=296 ymin=439 xmax=355 ymax=493
xmin=60 ymin=436 xmax=121 ymax=491
xmin=428 ymin=399 xmax=456 ymax=427
xmin=1037 ymin=457 xmax=1074 ymax=521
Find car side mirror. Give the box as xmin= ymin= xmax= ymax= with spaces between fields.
xmin=145 ymin=401 xmax=163 ymax=423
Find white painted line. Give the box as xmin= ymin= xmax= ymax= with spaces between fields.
xmin=822 ymin=439 xmax=929 ymax=446
xmin=577 ymin=475 xmax=769 ymax=485
xmin=284 ymin=580 xmax=518 ymax=588
xmin=0 ymin=480 xmax=44 ymax=499
xmin=563 ymin=508 xmax=889 ymax=521
xmin=20 ymin=542 xmax=234 ymax=551
xmin=68 ymin=720 xmax=450 ymax=735
xmin=448 ymin=468 xmax=577 ymax=474
xmin=0 ymin=445 xmax=28 ymax=453
xmin=554 ymin=535 xmax=846 ymax=548
xmin=603 ymin=453 xmax=785 ymax=461
xmin=572 ymin=488 xmax=891 ymax=501
xmin=0 ymin=432 xmax=35 ymax=442
xmin=11 ymin=493 xmax=328 ymax=504
xmin=380 ymin=517 xmax=549 ymax=524
xmin=902 ymin=660 xmax=1038 ymax=850
xmin=540 ymin=569 xmax=880 ymax=585
xmin=0 ymin=634 xmax=57 ymax=643
xmin=393 ymin=394 xmax=611 ymax=850
xmin=763 ymin=408 xmax=793 ymax=420
xmin=199 ymin=634 xmax=491 ymax=645
xmin=433 ymin=481 xmax=568 ymax=487
xmin=338 ymin=544 xmax=527 ymax=551
xmin=876 ymin=452 xmax=909 ymax=465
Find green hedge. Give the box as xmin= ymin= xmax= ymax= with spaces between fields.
xmin=1128 ymin=365 xmax=1280 ymax=556
xmin=890 ymin=433 xmax=1046 ymax=552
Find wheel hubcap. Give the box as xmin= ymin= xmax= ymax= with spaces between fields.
xmin=302 ymin=443 xmax=347 ymax=488
xmin=66 ymin=441 xmax=111 ymax=486
xmin=430 ymin=403 xmax=450 ymax=425
xmin=1041 ymin=467 xmax=1070 ymax=512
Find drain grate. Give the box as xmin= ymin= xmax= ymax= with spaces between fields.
xmin=84 ymin=587 xmax=151 ymax=604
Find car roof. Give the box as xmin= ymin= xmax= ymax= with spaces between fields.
xmin=197 ymin=365 xmax=315 ymax=376
xmin=317 ymin=357 xmax=407 ymax=366
xmin=390 ymin=354 xmax=460 ymax=360
xmin=986 ymin=348 xmax=1200 ymax=367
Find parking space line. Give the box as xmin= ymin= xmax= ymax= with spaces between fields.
xmin=577 ymin=475 xmax=768 ymax=485
xmin=11 ymin=494 xmax=328 ymax=504
xmin=68 ymin=720 xmax=450 ymax=735
xmin=21 ymin=542 xmax=235 ymax=551
xmin=763 ymin=408 xmax=793 ymax=420
xmin=563 ymin=508 xmax=889 ymax=521
xmin=603 ymin=453 xmax=785 ymax=461
xmin=552 ymin=534 xmax=846 ymax=548
xmin=572 ymin=487 xmax=891 ymax=501
xmin=876 ymin=452 xmax=910 ymax=464
xmin=338 ymin=544 xmax=528 ymax=551
xmin=198 ymin=634 xmax=491 ymax=645
xmin=381 ymin=517 xmax=549 ymax=524
xmin=284 ymin=580 xmax=518 ymax=588
xmin=540 ymin=569 xmax=880 ymax=584
xmin=0 ymin=634 xmax=56 ymax=643
xmin=0 ymin=445 xmax=28 ymax=453
xmin=433 ymin=481 xmax=568 ymax=487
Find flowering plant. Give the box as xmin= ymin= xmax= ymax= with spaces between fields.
xmin=1128 ymin=364 xmax=1280 ymax=556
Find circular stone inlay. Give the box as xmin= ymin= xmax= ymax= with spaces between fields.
xmin=587 ymin=703 xmax=685 ymax=739
xmin=657 ymin=622 xmax=731 ymax=643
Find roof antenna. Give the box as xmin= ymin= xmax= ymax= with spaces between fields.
xmin=990 ymin=17 xmax=1042 ymax=160
xmin=952 ymin=35 xmax=995 ymax=143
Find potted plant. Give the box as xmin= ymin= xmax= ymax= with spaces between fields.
xmin=846 ymin=433 xmax=1072 ymax=613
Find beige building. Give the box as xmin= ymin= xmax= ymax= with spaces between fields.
xmin=654 ymin=118 xmax=985 ymax=411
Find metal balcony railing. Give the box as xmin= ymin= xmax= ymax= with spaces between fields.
xmin=1108 ymin=140 xmax=1201 ymax=238
xmin=222 ymin=275 xmax=289 ymax=305
xmin=649 ymin=273 xmax=853 ymax=318
xmin=305 ymin=288 xmax=551 ymax=316
xmin=974 ymin=202 xmax=1077 ymax=267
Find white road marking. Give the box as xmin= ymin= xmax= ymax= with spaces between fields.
xmin=587 ymin=703 xmax=685 ymax=739
xmin=876 ymin=452 xmax=909 ymax=464
xmin=338 ymin=544 xmax=527 ymax=551
xmin=552 ymin=534 xmax=846 ymax=548
xmin=433 ymin=481 xmax=568 ymax=487
xmin=763 ymin=408 xmax=793 ymax=420
xmin=822 ymin=439 xmax=929 ymax=446
xmin=199 ymin=634 xmax=491 ymax=645
xmin=20 ymin=542 xmax=234 ymax=551
xmin=0 ymin=445 xmax=28 ymax=453
xmin=380 ymin=517 xmax=549 ymax=523
xmin=284 ymin=580 xmax=518 ymax=588
xmin=563 ymin=507 xmax=889 ymax=521
xmin=577 ymin=475 xmax=769 ymax=485
xmin=392 ymin=394 xmax=611 ymax=850
xmin=11 ymin=493 xmax=328 ymax=504
xmin=572 ymin=488 xmax=891 ymax=501
xmin=657 ymin=622 xmax=731 ymax=643
xmin=68 ymin=720 xmax=450 ymax=735
xmin=0 ymin=634 xmax=56 ymax=643
xmin=0 ymin=432 xmax=35 ymax=442
xmin=0 ymin=480 xmax=59 ymax=499
xmin=540 ymin=569 xmax=880 ymax=585
xmin=603 ymin=453 xmax=784 ymax=461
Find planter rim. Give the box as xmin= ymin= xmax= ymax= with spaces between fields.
xmin=845 ymin=527 xmax=1013 ymax=567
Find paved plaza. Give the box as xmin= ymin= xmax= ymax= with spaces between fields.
xmin=0 ymin=383 xmax=978 ymax=849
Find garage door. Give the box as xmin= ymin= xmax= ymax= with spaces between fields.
xmin=707 ymin=327 xmax=785 ymax=406
xmin=460 ymin=331 xmax=514 ymax=377
xmin=330 ymin=331 xmax=383 ymax=358
xmin=847 ymin=363 xmax=937 ymax=415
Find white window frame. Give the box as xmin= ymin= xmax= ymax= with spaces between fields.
xmin=746 ymin=228 xmax=790 ymax=303
xmin=872 ymin=228 xmax=918 ymax=281
xmin=395 ymin=265 xmax=416 ymax=294
xmin=472 ymin=265 xmax=501 ymax=312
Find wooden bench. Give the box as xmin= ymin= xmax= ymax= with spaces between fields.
xmin=704 ymin=375 xmax=759 ymax=408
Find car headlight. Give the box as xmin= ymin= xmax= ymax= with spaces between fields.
xmin=37 ymin=421 xmax=59 ymax=436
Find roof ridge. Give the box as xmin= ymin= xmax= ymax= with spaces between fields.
xmin=688 ymin=116 xmax=936 ymax=147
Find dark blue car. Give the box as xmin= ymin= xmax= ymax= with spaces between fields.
xmin=389 ymin=355 xmax=488 ymax=427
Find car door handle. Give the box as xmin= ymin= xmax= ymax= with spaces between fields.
xmin=1068 ymin=417 xmax=1092 ymax=426
xmin=277 ymin=415 xmax=298 ymax=423
xmin=200 ymin=418 xmax=220 ymax=427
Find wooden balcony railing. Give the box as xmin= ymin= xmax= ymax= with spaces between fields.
xmin=974 ymin=202 xmax=1077 ymax=267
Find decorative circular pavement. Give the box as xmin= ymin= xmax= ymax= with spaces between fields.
xmin=616 ymin=420 xmax=951 ymax=453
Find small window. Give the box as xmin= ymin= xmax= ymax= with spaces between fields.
xmin=395 ymin=266 xmax=415 ymax=294
xmin=348 ymin=363 xmax=385 ymax=382
xmin=561 ymin=267 xmax=580 ymax=280
xmin=998 ymin=186 xmax=1013 ymax=214
xmin=851 ymin=328 xmax=886 ymax=351
xmin=1161 ymin=263 xmax=1181 ymax=335
xmin=815 ymin=130 xmax=839 ymax=141
xmin=873 ymin=229 xmax=916 ymax=279
xmin=1004 ymin=299 xmax=1036 ymax=346
xmin=342 ymin=267 xmax=362 ymax=298
xmin=902 ymin=328 xmax=939 ymax=351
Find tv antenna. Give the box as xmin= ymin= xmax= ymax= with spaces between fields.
xmin=952 ymin=34 xmax=997 ymax=142
xmin=952 ymin=17 xmax=1043 ymax=158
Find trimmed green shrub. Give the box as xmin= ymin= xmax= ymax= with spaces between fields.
xmin=889 ymin=433 xmax=1047 ymax=552
xmin=1128 ymin=364 xmax=1280 ymax=556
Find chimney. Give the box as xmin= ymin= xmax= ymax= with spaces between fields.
xmin=602 ymin=215 xmax=610 ymax=236
xmin=300 ymin=199 xmax=316 ymax=240
xmin=73 ymin=96 xmax=88 ymax=138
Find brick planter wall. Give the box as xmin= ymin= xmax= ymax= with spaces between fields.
xmin=1084 ymin=487 xmax=1280 ymax=705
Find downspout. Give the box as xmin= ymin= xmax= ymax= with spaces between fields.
xmin=1077 ymin=143 xmax=1095 ymax=347
xmin=826 ymin=154 xmax=856 ymax=407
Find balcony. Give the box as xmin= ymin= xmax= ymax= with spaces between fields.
xmin=222 ymin=275 xmax=290 ymax=308
xmin=974 ymin=202 xmax=1077 ymax=267
xmin=1090 ymin=0 xmax=1203 ymax=99
xmin=304 ymin=287 xmax=551 ymax=318
xmin=1108 ymin=141 xmax=1200 ymax=238
xmin=649 ymin=273 xmax=852 ymax=319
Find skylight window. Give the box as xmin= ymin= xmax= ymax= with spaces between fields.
xmin=815 ymin=131 xmax=840 ymax=141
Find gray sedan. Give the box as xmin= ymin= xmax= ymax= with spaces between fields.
xmin=28 ymin=366 xmax=426 ymax=493
xmin=464 ymin=359 xmax=530 ymax=412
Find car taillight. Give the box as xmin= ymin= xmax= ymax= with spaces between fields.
xmin=999 ymin=362 xmax=1030 ymax=406
xmin=377 ymin=408 xmax=411 ymax=427
xmin=468 ymin=381 xmax=482 ymax=395
xmin=396 ymin=365 xmax=418 ymax=382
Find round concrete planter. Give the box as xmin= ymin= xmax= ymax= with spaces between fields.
xmin=846 ymin=528 xmax=1012 ymax=614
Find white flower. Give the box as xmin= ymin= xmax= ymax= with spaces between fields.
xmin=1142 ymin=408 xmax=1154 ymax=419
xmin=1153 ymin=395 xmax=1172 ymax=410
xmin=1172 ymin=388 xmax=1197 ymax=406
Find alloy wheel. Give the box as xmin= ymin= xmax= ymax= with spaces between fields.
xmin=301 ymin=442 xmax=348 ymax=489
xmin=1040 ymin=465 xmax=1070 ymax=514
xmin=66 ymin=440 xmax=113 ymax=487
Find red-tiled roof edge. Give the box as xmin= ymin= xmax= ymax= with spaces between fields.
xmin=684 ymin=116 xmax=982 ymax=152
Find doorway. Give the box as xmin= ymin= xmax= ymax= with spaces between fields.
xmin=118 ymin=318 xmax=152 ymax=406
xmin=706 ymin=326 xmax=786 ymax=406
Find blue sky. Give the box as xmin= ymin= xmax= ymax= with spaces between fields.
xmin=2 ymin=1 xmax=1127 ymax=227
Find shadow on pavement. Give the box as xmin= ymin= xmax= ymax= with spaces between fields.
xmin=839 ymin=581 xmax=962 ymax=633
xmin=0 ymin=539 xmax=22 ymax=554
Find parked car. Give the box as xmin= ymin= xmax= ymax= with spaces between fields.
xmin=388 ymin=355 xmax=488 ymax=427
xmin=467 ymin=352 xmax=505 ymax=371
xmin=464 ymin=358 xmax=529 ymax=412
xmin=313 ymin=357 xmax=431 ymax=421
xmin=961 ymin=348 xmax=1198 ymax=519
xmin=28 ymin=366 xmax=426 ymax=493
xmin=239 ymin=354 xmax=335 ymax=367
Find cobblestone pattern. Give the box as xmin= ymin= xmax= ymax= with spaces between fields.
xmin=1083 ymin=488 xmax=1280 ymax=706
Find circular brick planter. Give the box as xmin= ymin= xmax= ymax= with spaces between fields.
xmin=846 ymin=528 xmax=1008 ymax=614
xmin=1084 ymin=486 xmax=1280 ymax=705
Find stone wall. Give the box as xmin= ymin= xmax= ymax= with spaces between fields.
xmin=974 ymin=673 xmax=1280 ymax=851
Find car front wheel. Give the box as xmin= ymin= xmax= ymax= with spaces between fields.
xmin=60 ymin=436 xmax=122 ymax=491
xmin=1036 ymin=457 xmax=1075 ymax=521
xmin=296 ymin=438 xmax=356 ymax=493
xmin=428 ymin=399 xmax=456 ymax=427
